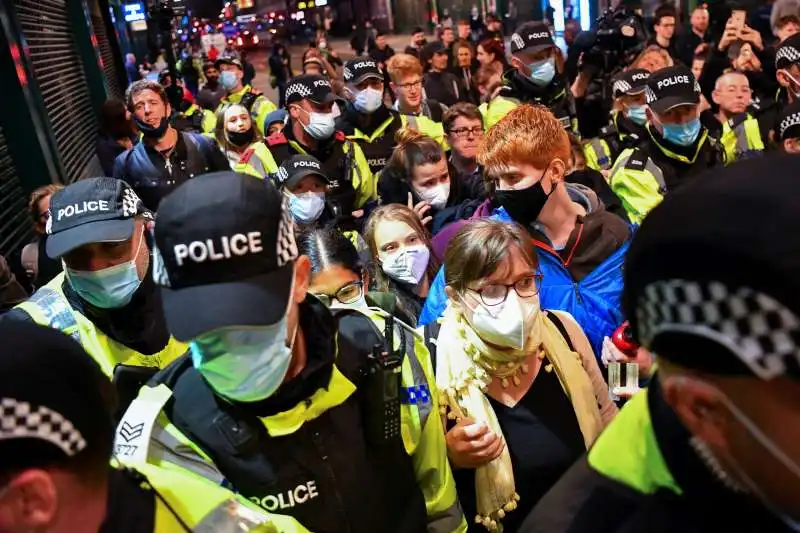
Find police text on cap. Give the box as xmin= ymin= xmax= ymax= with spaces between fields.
xmin=58 ymin=201 xmax=111 ymax=221
xmin=657 ymin=75 xmax=689 ymax=90
xmin=173 ymin=232 xmax=263 ymax=267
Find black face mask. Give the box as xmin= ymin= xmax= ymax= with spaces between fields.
xmin=133 ymin=115 xmax=169 ymax=140
xmin=494 ymin=177 xmax=555 ymax=227
xmin=206 ymin=76 xmax=219 ymax=86
xmin=228 ymin=127 xmax=256 ymax=147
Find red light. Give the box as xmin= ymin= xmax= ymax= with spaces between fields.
xmin=10 ymin=44 xmax=27 ymax=85
xmin=269 ymin=11 xmax=275 ymax=17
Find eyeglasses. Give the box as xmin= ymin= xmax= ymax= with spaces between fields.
xmin=314 ymin=281 xmax=364 ymax=307
xmin=468 ymin=273 xmax=543 ymax=306
xmin=450 ymin=126 xmax=484 ymax=138
xmin=397 ymin=79 xmax=423 ymax=90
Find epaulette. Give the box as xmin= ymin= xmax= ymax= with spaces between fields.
xmin=623 ymin=147 xmax=649 ymax=171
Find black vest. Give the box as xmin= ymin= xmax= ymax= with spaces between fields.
xmin=152 ymin=311 xmax=427 ymax=533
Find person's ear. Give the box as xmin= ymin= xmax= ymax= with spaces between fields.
xmin=293 ymin=255 xmax=312 ymax=304
xmin=661 ymin=375 xmax=730 ymax=452
xmin=3 ymin=471 xmax=58 ymax=529
xmin=711 ymin=89 xmax=721 ymax=106
xmin=777 ymin=69 xmax=791 ymax=88
xmin=548 ymin=158 xmax=567 ymax=185
xmin=390 ymin=82 xmax=398 ymax=94
xmin=510 ymin=55 xmax=526 ymax=72
xmin=444 ymin=285 xmax=461 ymax=309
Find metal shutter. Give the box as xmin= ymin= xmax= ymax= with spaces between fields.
xmin=92 ymin=9 xmax=123 ymax=99
xmin=0 ymin=124 xmax=33 ymax=257
xmin=13 ymin=0 xmax=98 ymax=182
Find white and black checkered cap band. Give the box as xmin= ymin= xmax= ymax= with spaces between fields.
xmin=285 ymin=82 xmax=313 ymax=102
xmin=780 ymin=111 xmax=800 ymax=138
xmin=276 ymin=166 xmax=290 ymax=184
xmin=343 ymin=66 xmax=353 ymax=81
xmin=614 ymin=80 xmax=632 ymax=96
xmin=777 ymin=45 xmax=800 ymax=66
xmin=276 ymin=195 xmax=298 ymax=267
xmin=645 ymin=86 xmax=658 ymax=104
xmin=0 ymin=398 xmax=87 ymax=456
xmin=636 ymin=279 xmax=800 ymax=380
xmin=151 ymin=243 xmax=171 ymax=288
xmin=510 ymin=33 xmax=525 ymax=50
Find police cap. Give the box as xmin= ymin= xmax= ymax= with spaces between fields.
xmin=509 ymin=21 xmax=555 ymax=54
xmin=624 ymin=153 xmax=800 ymax=381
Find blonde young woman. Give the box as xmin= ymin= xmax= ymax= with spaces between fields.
xmin=437 ymin=219 xmax=617 ymax=532
xmin=214 ymin=103 xmax=274 ymax=179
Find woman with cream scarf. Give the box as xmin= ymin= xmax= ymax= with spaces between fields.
xmin=437 ymin=219 xmax=617 ymax=532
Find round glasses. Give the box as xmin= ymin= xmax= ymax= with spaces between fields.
xmin=314 ymin=281 xmax=364 ymax=307
xmin=468 ymin=274 xmax=543 ymax=306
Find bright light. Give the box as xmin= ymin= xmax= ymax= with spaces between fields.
xmin=278 ymin=14 xmax=284 ymax=20
xmin=253 ymin=35 xmax=259 ymax=43
xmin=298 ymin=2 xmax=306 ymax=8
xmin=270 ymin=28 xmax=277 ymax=33
xmin=579 ymin=0 xmax=590 ymax=31
xmin=237 ymin=36 xmax=243 ymax=45
xmin=192 ymin=27 xmax=197 ymax=32
xmin=269 ymin=11 xmax=275 ymax=17
xmin=308 ymin=1 xmax=315 ymax=6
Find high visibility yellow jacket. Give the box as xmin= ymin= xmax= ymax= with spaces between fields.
xmin=13 ymin=272 xmax=186 ymax=378
xmin=180 ymin=103 xmax=216 ymax=135
xmin=719 ymin=113 xmax=765 ymax=164
xmin=479 ymin=95 xmax=519 ymax=130
xmin=234 ymin=141 xmax=276 ymax=181
xmin=113 ymin=460 xmax=308 ymax=532
xmin=217 ymin=85 xmax=277 ymax=137
xmin=115 ymin=307 xmax=466 ymax=533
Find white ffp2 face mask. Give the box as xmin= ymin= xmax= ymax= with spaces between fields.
xmin=415 ymin=183 xmax=450 ymax=209
xmin=381 ymin=244 xmax=430 ymax=285
xmin=462 ymin=291 xmax=539 ymax=350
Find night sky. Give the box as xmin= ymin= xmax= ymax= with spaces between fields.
xmin=187 ymin=0 xmax=224 ymax=18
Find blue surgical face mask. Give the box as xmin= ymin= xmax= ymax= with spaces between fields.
xmin=220 ymin=70 xmax=239 ymax=90
xmin=353 ymin=88 xmax=384 ymax=114
xmin=527 ymin=57 xmax=556 ymax=86
xmin=190 ymin=316 xmax=297 ymax=403
xmin=625 ymin=105 xmax=648 ymax=126
xmin=64 ymin=229 xmax=145 ymax=309
xmin=661 ymin=117 xmax=702 ymax=146
xmin=288 ymin=191 xmax=326 ymax=223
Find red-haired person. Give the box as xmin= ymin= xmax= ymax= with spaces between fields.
xmin=420 ymin=105 xmax=634 ymax=365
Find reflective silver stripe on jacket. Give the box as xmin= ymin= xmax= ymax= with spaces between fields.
xmin=733 ymin=121 xmax=751 ymax=156
xmin=25 ymin=287 xmax=80 ymax=342
xmin=427 ymin=499 xmax=466 ymax=533
xmin=150 ymin=422 xmax=227 ymax=486
xmin=644 ymin=158 xmax=666 ymax=195
xmin=399 ymin=324 xmax=432 ymax=429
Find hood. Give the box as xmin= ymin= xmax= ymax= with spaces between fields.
xmin=565 ymin=181 xmax=603 ymax=214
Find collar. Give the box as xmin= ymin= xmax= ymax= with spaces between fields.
xmin=226 ymin=84 xmax=251 ymax=99
xmin=647 ymin=379 xmax=790 ymax=530
xmin=647 ymin=123 xmax=709 ymax=165
xmin=99 ymin=468 xmax=154 ymax=533
xmin=344 ymin=104 xmax=394 ymax=139
xmin=501 ymin=69 xmax=566 ymax=107
xmin=240 ymin=296 xmax=336 ymax=417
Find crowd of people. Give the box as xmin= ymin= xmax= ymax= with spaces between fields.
xmin=3 ymin=2 xmax=800 ymax=532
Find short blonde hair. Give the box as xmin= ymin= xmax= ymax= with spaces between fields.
xmin=387 ymin=53 xmax=423 ymax=83
xmin=478 ymin=104 xmax=571 ymax=175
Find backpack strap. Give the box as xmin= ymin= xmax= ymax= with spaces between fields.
xmin=545 ymin=311 xmax=575 ymax=352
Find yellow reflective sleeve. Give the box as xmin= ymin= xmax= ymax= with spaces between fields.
xmin=407 ymin=341 xmax=466 ymax=533
xmin=583 ymin=142 xmax=602 ymax=172
xmin=252 ymin=96 xmax=278 ymax=136
xmin=201 ymin=110 xmax=216 ymax=135
xmin=609 ymin=151 xmax=662 ymax=224
xmin=415 ymin=115 xmax=449 ymax=151
xmin=484 ymin=97 xmax=519 ymax=130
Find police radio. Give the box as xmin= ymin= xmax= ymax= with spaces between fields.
xmin=362 ymin=314 xmax=403 ymax=445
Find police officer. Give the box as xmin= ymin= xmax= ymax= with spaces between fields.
xmin=266 ymin=75 xmax=375 ymax=222
xmin=777 ymin=100 xmax=800 ymax=153
xmin=519 ymin=153 xmax=800 ymax=533
xmin=158 ymin=69 xmax=215 ymax=134
xmin=116 ymin=172 xmax=466 ymax=533
xmin=609 ymin=65 xmax=724 ymax=223
xmin=277 ymin=154 xmax=367 ymax=250
xmin=0 ymin=321 xmax=302 ymax=532
xmin=490 ymin=21 xmax=578 ymax=132
xmin=216 ymin=56 xmax=277 ymax=137
xmin=1 ymin=178 xmax=186 ymax=410
xmin=708 ymin=72 xmax=767 ymax=164
xmin=583 ymin=69 xmax=651 ymax=173
xmin=336 ymin=57 xmax=445 ymax=176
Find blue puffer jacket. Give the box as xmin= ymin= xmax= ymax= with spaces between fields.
xmin=419 ymin=206 xmax=632 ymax=360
